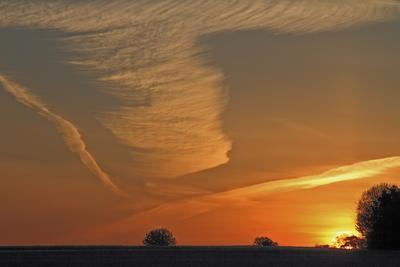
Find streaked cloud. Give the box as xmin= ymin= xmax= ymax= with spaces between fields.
xmin=183 ymin=156 xmax=400 ymax=212
xmin=1 ymin=0 xmax=399 ymax=178
xmin=0 ymin=75 xmax=127 ymax=197
xmin=222 ymin=156 xmax=400 ymax=200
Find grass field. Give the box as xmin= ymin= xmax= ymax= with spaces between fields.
xmin=1 ymin=246 xmax=399 ymax=267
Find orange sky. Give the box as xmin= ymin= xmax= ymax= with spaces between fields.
xmin=77 ymin=170 xmax=400 ymax=247
xmin=1 ymin=0 xmax=400 ymax=247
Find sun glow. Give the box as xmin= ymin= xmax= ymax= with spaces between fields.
xmin=329 ymin=230 xmax=361 ymax=249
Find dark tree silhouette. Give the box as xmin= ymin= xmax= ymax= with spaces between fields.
xmin=356 ymin=183 xmax=400 ymax=249
xmin=333 ymin=234 xmax=365 ymax=249
xmin=143 ymin=228 xmax=177 ymax=247
xmin=253 ymin=236 xmax=278 ymax=247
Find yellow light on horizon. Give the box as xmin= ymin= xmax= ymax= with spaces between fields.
xmin=324 ymin=230 xmax=359 ymax=249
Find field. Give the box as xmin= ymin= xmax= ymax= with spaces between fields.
xmin=1 ymin=246 xmax=400 ymax=267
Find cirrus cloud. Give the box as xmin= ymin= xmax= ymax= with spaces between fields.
xmin=1 ymin=0 xmax=400 ymax=180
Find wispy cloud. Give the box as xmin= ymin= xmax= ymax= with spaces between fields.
xmin=222 ymin=156 xmax=400 ymax=200
xmin=1 ymin=0 xmax=400 ymax=178
xmin=181 ymin=156 xmax=400 ymax=213
xmin=0 ymin=75 xmax=127 ymax=197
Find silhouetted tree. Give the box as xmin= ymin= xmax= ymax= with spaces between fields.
xmin=356 ymin=183 xmax=400 ymax=249
xmin=333 ymin=234 xmax=365 ymax=249
xmin=253 ymin=236 xmax=278 ymax=247
xmin=143 ymin=228 xmax=177 ymax=247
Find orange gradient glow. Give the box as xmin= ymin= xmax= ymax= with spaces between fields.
xmin=80 ymin=172 xmax=400 ymax=246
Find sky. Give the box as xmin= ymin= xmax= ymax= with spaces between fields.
xmin=1 ymin=0 xmax=400 ymax=246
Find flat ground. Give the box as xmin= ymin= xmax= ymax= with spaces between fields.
xmin=1 ymin=246 xmax=399 ymax=267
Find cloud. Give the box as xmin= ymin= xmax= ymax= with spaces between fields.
xmin=221 ymin=156 xmax=400 ymax=200
xmin=0 ymin=75 xmax=127 ymax=197
xmin=0 ymin=0 xmax=400 ymax=178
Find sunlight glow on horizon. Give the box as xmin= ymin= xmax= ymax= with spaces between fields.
xmin=329 ymin=230 xmax=360 ymax=248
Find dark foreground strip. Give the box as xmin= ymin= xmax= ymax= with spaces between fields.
xmin=1 ymin=246 xmax=399 ymax=267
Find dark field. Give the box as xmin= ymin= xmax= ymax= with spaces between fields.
xmin=1 ymin=246 xmax=400 ymax=267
